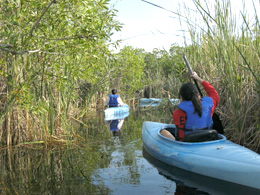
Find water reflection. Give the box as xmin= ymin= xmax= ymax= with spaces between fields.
xmin=1 ymin=109 xmax=260 ymax=195
xmin=106 ymin=119 xmax=125 ymax=136
xmin=0 ymin=147 xmax=113 ymax=194
xmin=143 ymin=147 xmax=260 ymax=195
xmin=0 ymin=110 xmax=172 ymax=194
xmin=105 ymin=112 xmax=129 ymax=138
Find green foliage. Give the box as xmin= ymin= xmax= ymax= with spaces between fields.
xmin=108 ymin=46 xmax=147 ymax=97
xmin=0 ymin=0 xmax=122 ymax=146
xmin=1 ymin=0 xmax=259 ymax=149
xmin=142 ymin=45 xmax=186 ymax=98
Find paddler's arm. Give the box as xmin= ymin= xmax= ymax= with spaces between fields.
xmin=191 ymin=72 xmax=220 ymax=112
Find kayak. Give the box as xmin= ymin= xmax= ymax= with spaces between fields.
xmin=104 ymin=104 xmax=130 ymax=121
xmin=143 ymin=148 xmax=260 ymax=194
xmin=140 ymin=98 xmax=180 ymax=107
xmin=105 ymin=111 xmax=129 ymax=121
xmin=142 ymin=121 xmax=260 ymax=189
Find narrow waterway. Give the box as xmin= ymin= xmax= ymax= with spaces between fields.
xmin=1 ymin=108 xmax=260 ymax=194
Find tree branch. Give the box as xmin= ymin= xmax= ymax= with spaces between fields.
xmin=0 ymin=44 xmax=13 ymax=48
xmin=0 ymin=47 xmax=63 ymax=55
xmin=30 ymin=0 xmax=57 ymax=37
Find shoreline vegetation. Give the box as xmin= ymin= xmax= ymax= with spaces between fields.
xmin=0 ymin=0 xmax=259 ymax=150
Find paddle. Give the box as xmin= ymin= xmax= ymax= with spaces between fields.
xmin=182 ymin=55 xmax=224 ymax=134
xmin=183 ymin=55 xmax=203 ymax=97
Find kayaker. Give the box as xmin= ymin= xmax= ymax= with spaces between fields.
xmin=105 ymin=89 xmax=124 ymax=107
xmin=161 ymin=72 xmax=220 ymax=141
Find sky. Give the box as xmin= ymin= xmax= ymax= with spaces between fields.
xmin=109 ymin=0 xmax=259 ymax=53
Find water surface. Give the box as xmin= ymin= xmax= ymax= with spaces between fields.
xmin=1 ymin=108 xmax=260 ymax=194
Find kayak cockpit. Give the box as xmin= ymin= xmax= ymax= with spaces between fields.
xmin=183 ymin=129 xmax=220 ymax=142
xmin=160 ymin=127 xmax=225 ymax=143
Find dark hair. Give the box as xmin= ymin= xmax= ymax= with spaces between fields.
xmin=179 ymin=82 xmax=202 ymax=117
xmin=112 ymin=89 xmax=117 ymax=95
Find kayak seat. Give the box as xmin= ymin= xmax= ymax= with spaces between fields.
xmin=164 ymin=127 xmax=176 ymax=136
xmin=183 ymin=130 xmax=219 ymax=142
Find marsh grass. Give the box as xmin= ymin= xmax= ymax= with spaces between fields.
xmin=141 ymin=0 xmax=259 ymax=149
xmin=0 ymin=0 xmax=259 ymax=150
xmin=0 ymin=52 xmax=89 ymax=148
xmin=182 ymin=0 xmax=260 ymax=148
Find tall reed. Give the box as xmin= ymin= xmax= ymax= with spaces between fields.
xmin=182 ymin=0 xmax=260 ymax=148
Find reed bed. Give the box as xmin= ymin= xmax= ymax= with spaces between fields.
xmin=0 ymin=0 xmax=259 ymax=150
xmin=140 ymin=0 xmax=259 ymax=149
xmin=181 ymin=0 xmax=260 ymax=148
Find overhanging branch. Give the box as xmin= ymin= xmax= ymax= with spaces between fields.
xmin=30 ymin=0 xmax=57 ymax=37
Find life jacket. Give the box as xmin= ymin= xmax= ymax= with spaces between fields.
xmin=178 ymin=97 xmax=214 ymax=136
xmin=109 ymin=94 xmax=119 ymax=107
xmin=110 ymin=120 xmax=120 ymax=131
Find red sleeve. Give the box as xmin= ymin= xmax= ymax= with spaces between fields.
xmin=201 ymin=81 xmax=220 ymax=115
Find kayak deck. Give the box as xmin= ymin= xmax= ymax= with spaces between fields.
xmin=142 ymin=121 xmax=260 ymax=189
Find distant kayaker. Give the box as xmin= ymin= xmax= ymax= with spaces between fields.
xmin=161 ymin=72 xmax=220 ymax=141
xmin=105 ymin=89 xmax=124 ymax=107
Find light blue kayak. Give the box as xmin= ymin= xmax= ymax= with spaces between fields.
xmin=142 ymin=121 xmax=260 ymax=189
xmin=143 ymin=149 xmax=260 ymax=194
xmin=104 ymin=111 xmax=129 ymax=121
xmin=104 ymin=104 xmax=130 ymax=121
xmin=140 ymin=98 xmax=180 ymax=107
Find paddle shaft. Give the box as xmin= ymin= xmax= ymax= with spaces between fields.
xmin=183 ymin=55 xmax=203 ymax=97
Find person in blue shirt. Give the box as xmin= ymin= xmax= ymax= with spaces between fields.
xmin=105 ymin=89 xmax=124 ymax=107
